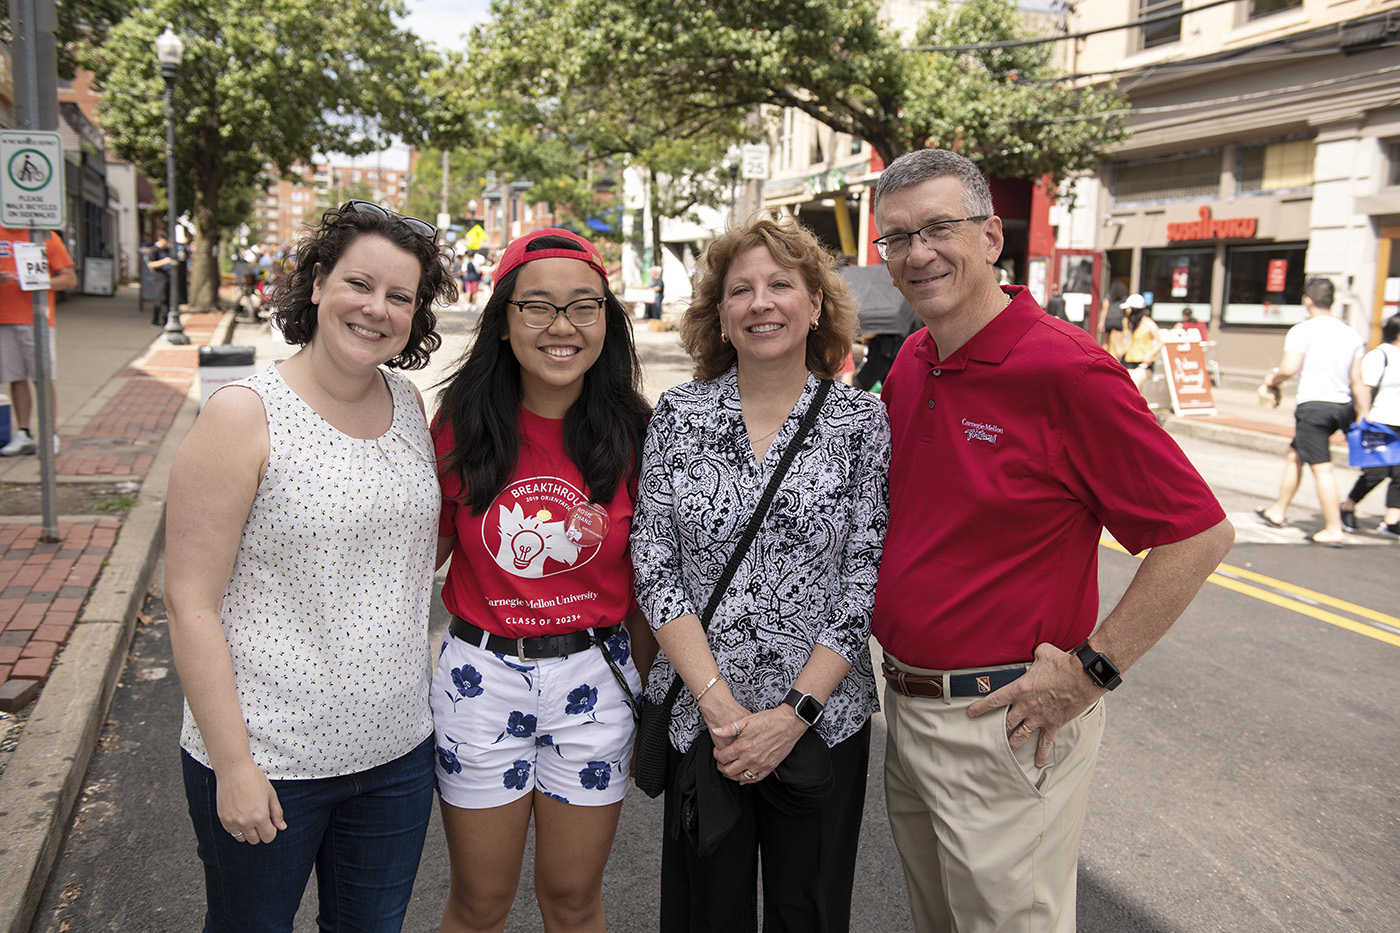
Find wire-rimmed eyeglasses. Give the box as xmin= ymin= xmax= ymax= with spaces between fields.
xmin=873 ymin=215 xmax=989 ymax=262
xmin=340 ymin=199 xmax=437 ymax=239
xmin=508 ymin=297 xmax=606 ymax=329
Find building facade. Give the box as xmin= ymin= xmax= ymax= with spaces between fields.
xmin=1064 ymin=0 xmax=1400 ymax=374
xmin=253 ymin=162 xmax=409 ymax=248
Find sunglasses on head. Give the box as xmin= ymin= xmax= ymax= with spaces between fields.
xmin=340 ymin=200 xmax=437 ymax=239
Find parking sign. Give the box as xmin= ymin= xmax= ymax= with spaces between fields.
xmin=0 ymin=131 xmax=65 ymax=228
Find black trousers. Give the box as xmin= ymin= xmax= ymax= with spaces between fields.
xmin=659 ymin=719 xmax=871 ymax=933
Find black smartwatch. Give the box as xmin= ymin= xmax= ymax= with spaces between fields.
xmin=782 ymin=688 xmax=825 ymax=726
xmin=1072 ymin=639 xmax=1122 ymax=691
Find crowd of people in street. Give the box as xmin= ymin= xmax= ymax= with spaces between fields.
xmin=158 ymin=148 xmax=1318 ymax=933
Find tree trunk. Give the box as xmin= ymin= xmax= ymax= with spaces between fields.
xmin=188 ymin=122 xmax=222 ymax=310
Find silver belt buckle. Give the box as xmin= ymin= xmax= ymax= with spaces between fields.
xmin=516 ymin=637 xmax=535 ymax=663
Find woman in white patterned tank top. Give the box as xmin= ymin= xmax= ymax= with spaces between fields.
xmin=165 ymin=201 xmax=457 ymax=931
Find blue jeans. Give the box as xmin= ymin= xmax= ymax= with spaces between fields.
xmin=182 ymin=737 xmax=434 ymax=933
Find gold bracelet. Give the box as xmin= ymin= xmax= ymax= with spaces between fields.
xmin=694 ymin=675 xmax=721 ymax=702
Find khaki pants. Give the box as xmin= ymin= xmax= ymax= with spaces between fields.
xmin=883 ymin=654 xmax=1106 ymax=933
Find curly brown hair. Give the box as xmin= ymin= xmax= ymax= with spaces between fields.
xmin=272 ymin=204 xmax=458 ymax=369
xmin=681 ymin=212 xmax=856 ymax=381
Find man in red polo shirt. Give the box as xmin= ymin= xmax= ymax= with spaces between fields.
xmin=870 ymin=150 xmax=1234 ymax=933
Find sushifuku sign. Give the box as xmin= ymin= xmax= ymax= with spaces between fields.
xmin=1166 ymin=206 xmax=1257 ymax=243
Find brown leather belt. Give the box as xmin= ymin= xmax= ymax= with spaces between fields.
xmin=881 ymin=661 xmax=1026 ymax=699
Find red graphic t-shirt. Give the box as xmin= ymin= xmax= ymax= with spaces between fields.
xmin=435 ymin=406 xmax=636 ymax=638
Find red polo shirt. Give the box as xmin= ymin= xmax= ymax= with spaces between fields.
xmin=871 ymin=287 xmax=1224 ymax=670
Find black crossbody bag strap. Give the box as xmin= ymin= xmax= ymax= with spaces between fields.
xmin=657 ymin=379 xmax=833 ymax=713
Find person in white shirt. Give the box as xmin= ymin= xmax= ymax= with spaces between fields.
xmin=1340 ymin=313 xmax=1400 ymax=537
xmin=1256 ymin=278 xmax=1366 ymax=545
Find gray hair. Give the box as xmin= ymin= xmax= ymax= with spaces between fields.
xmin=874 ymin=149 xmax=995 ymax=226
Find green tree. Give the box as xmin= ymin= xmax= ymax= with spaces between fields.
xmin=444 ymin=11 xmax=752 ymax=265
xmin=460 ymin=0 xmax=1125 ymax=193
xmin=399 ymin=148 xmax=492 ymax=224
xmin=81 ymin=0 xmax=435 ymax=308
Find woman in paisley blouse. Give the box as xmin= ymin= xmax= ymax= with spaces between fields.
xmin=631 ymin=213 xmax=891 ymax=932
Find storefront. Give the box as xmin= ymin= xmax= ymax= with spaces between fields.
xmin=1102 ymin=194 xmax=1317 ymax=373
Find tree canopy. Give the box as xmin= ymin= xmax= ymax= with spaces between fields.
xmin=454 ymin=0 xmax=1126 ymax=192
xmin=80 ymin=0 xmax=434 ymax=307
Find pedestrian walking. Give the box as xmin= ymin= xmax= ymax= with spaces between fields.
xmin=1256 ymin=277 xmax=1366 ymax=545
xmin=647 ymin=264 xmax=665 ymax=320
xmin=630 ymin=213 xmax=890 ymax=932
xmin=0 ymin=226 xmax=76 ymax=457
xmin=869 ymin=148 xmax=1234 ymax=933
xmin=430 ymin=227 xmax=655 ymax=933
xmin=1340 ymin=312 xmax=1400 ymax=537
xmin=164 ymin=200 xmax=455 ymax=931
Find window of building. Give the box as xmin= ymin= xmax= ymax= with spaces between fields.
xmin=779 ymin=109 xmax=797 ymax=171
xmin=1112 ymin=151 xmax=1221 ymax=202
xmin=1139 ymin=247 xmax=1214 ymax=322
xmin=850 ymin=136 xmax=863 ymax=156
xmin=1239 ymin=139 xmax=1314 ymax=193
xmin=1387 ymin=139 xmax=1400 ymax=187
xmin=1139 ymin=0 xmax=1181 ymax=49
xmin=810 ymin=132 xmax=825 ymax=166
xmin=1250 ymin=0 xmax=1302 ymax=18
xmin=1221 ymin=242 xmax=1308 ymax=326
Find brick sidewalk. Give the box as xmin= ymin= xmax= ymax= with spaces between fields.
xmin=0 ymin=311 xmax=221 ymax=710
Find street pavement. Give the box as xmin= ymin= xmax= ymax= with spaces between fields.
xmin=2 ymin=294 xmax=1398 ymax=932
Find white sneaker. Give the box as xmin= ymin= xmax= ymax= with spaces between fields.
xmin=1 ymin=429 xmax=36 ymax=456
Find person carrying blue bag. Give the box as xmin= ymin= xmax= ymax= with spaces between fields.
xmin=1341 ymin=313 xmax=1400 ymax=538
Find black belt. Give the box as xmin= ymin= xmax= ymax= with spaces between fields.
xmin=449 ymin=616 xmax=621 ymax=662
xmin=881 ymin=661 xmax=1026 ymax=699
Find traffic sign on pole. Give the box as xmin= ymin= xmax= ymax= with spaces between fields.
xmin=0 ymin=131 xmax=65 ymax=228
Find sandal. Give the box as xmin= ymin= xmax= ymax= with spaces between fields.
xmin=1254 ymin=508 xmax=1284 ymax=528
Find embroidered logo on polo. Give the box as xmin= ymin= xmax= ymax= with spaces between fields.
xmin=976 ymin=676 xmax=992 ymax=693
xmin=485 ymin=476 xmax=600 ymax=578
xmin=961 ymin=418 xmax=1004 ymax=446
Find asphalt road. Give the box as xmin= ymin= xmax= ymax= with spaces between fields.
xmin=27 ymin=315 xmax=1400 ymax=932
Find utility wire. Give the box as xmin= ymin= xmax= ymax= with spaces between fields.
xmin=906 ymin=0 xmax=1240 ymax=52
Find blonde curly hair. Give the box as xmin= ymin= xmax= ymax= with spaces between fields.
xmin=681 ymin=212 xmax=857 ymax=381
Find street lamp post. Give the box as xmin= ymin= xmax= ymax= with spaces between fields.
xmin=156 ymin=25 xmax=189 ymax=345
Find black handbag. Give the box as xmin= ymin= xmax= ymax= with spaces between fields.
xmin=634 ymin=380 xmax=832 ymax=798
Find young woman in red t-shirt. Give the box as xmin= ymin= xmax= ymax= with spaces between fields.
xmin=430 ymin=228 xmax=654 ymax=932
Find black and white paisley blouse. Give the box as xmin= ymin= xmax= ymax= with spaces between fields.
xmin=631 ymin=367 xmax=891 ymax=752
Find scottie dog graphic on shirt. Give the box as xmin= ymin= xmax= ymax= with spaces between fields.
xmin=487 ymin=477 xmax=600 ymax=578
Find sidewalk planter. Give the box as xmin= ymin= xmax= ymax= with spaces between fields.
xmin=198 ymin=345 xmax=257 ymax=409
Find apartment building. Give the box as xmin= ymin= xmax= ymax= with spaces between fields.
xmin=253 ymin=162 xmax=409 ymax=248
xmin=1062 ymin=0 xmax=1400 ymax=372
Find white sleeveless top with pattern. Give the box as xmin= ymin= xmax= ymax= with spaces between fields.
xmin=180 ymin=363 xmax=440 ymax=779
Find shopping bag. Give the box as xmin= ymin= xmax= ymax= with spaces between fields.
xmin=1346 ymin=420 xmax=1400 ymax=468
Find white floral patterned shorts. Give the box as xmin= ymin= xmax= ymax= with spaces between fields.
xmin=430 ymin=625 xmax=641 ymax=809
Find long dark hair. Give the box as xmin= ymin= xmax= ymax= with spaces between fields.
xmin=436 ymin=236 xmax=651 ymax=514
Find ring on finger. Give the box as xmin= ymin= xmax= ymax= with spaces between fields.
xmin=733 ymin=721 xmax=742 ymax=737
xmin=742 ymin=769 xmax=758 ymax=781
xmin=231 ymin=831 xmax=244 ymax=838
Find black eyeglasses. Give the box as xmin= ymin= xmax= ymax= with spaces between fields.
xmin=507 ymin=297 xmax=606 ymax=329
xmin=340 ymin=200 xmax=437 ymax=239
xmin=873 ymin=215 xmax=989 ymax=261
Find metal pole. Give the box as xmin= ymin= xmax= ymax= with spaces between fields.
xmin=162 ymin=63 xmax=188 ymax=345
xmin=12 ymin=0 xmax=60 ymax=541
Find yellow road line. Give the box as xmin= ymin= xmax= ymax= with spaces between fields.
xmin=1099 ymin=535 xmax=1400 ymax=648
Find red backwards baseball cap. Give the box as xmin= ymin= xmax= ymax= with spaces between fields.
xmin=495 ymin=227 xmax=609 ymax=287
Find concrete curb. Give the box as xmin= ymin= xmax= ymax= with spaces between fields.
xmin=0 ymin=319 xmax=216 ymax=933
xmin=1161 ymin=415 xmax=1352 ymax=468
